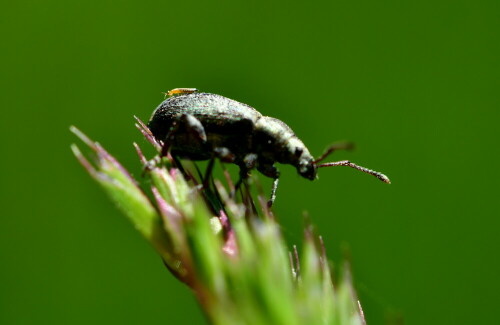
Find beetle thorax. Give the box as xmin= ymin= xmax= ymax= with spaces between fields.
xmin=254 ymin=117 xmax=317 ymax=180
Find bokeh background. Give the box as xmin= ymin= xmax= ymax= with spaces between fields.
xmin=1 ymin=1 xmax=498 ymax=324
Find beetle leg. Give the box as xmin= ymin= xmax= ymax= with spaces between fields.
xmin=257 ymin=162 xmax=280 ymax=179
xmin=202 ymin=157 xmax=216 ymax=187
xmin=161 ymin=113 xmax=207 ymax=156
xmin=203 ymin=147 xmax=238 ymax=188
xmin=243 ymin=153 xmax=258 ymax=170
xmin=268 ymin=178 xmax=279 ymax=208
xmin=214 ymin=147 xmax=236 ymax=163
xmin=229 ymin=153 xmax=258 ymax=199
xmin=232 ymin=167 xmax=250 ymax=199
xmin=257 ymin=163 xmax=281 ymax=207
xmin=172 ymin=154 xmax=191 ymax=180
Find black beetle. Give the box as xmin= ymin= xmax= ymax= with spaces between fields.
xmin=148 ymin=88 xmax=390 ymax=206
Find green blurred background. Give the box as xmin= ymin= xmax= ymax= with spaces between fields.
xmin=1 ymin=0 xmax=498 ymax=324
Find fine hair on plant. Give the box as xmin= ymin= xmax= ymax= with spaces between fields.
xmin=70 ymin=117 xmax=367 ymax=325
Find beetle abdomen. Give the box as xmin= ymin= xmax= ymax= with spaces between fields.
xmin=149 ymin=93 xmax=261 ymax=138
xmin=148 ymin=93 xmax=262 ymax=161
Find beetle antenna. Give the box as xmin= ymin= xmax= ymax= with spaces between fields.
xmin=314 ymin=141 xmax=355 ymax=163
xmin=318 ymin=160 xmax=391 ymax=184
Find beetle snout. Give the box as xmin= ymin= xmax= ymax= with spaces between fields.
xmin=298 ymin=162 xmax=317 ymax=181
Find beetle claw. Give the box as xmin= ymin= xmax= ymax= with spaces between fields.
xmin=142 ymin=156 xmax=161 ymax=176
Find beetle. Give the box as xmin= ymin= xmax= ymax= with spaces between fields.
xmin=147 ymin=88 xmax=390 ymax=206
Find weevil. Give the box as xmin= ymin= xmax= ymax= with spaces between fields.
xmin=148 ymin=88 xmax=390 ymax=207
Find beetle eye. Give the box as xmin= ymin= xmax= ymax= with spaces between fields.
xmin=294 ymin=147 xmax=303 ymax=157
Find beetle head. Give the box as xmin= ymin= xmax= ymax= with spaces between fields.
xmin=297 ymin=159 xmax=317 ymax=180
xmin=286 ymin=137 xmax=317 ymax=180
xmin=254 ymin=117 xmax=318 ymax=180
